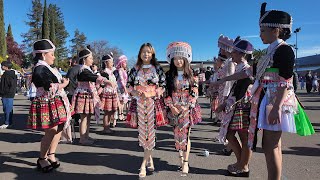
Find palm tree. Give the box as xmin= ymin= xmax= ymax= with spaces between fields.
xmin=253 ymin=49 xmax=267 ymax=64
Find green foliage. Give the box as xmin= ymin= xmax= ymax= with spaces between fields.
xmin=21 ymin=1 xmax=69 ymax=66
xmin=11 ymin=61 xmax=22 ymax=71
xmin=7 ymin=24 xmax=13 ymax=39
xmin=48 ymin=4 xmax=69 ymax=60
xmin=41 ymin=0 xmax=49 ymax=39
xmin=0 ymin=0 xmax=7 ymax=57
xmin=70 ymin=29 xmax=87 ymax=56
xmin=49 ymin=15 xmax=55 ymax=43
xmin=0 ymin=56 xmax=21 ymax=71
xmin=21 ymin=0 xmax=43 ymax=53
xmin=253 ymin=49 xmax=267 ymax=64
xmin=56 ymin=58 xmax=70 ymax=71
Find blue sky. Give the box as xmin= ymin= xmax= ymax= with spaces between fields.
xmin=3 ymin=0 xmax=320 ymax=62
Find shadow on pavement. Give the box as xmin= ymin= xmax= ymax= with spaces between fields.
xmin=0 ymin=164 xmax=136 ymax=180
xmin=301 ymin=99 xmax=320 ymax=103
xmin=198 ymin=102 xmax=211 ymax=108
xmin=304 ymin=106 xmax=320 ymax=110
xmin=191 ymin=167 xmax=229 ymax=176
xmin=1 ymin=149 xmax=231 ymax=179
xmin=0 ymin=131 xmax=43 ymax=143
xmin=282 ymin=146 xmax=320 ymax=157
xmin=0 ymin=151 xmax=157 ymax=179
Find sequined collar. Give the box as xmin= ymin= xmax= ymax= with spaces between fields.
xmin=142 ymin=64 xmax=152 ymax=69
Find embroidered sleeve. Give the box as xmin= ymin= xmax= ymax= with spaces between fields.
xmin=188 ymin=76 xmax=199 ymax=108
xmin=96 ymin=76 xmax=110 ymax=87
xmin=223 ymin=61 xmax=235 ymax=97
xmin=49 ymin=83 xmax=60 ymax=98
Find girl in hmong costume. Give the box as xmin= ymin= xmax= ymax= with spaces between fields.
xmin=251 ymin=4 xmax=314 ymax=179
xmin=216 ymin=35 xmax=236 ymax=120
xmin=114 ymin=55 xmax=129 ymax=121
xmin=72 ymin=48 xmax=114 ymax=145
xmin=216 ymin=37 xmax=254 ymax=177
xmin=27 ymin=39 xmax=72 ymax=173
xmin=100 ymin=53 xmax=118 ymax=134
xmin=212 ymin=3 xmax=314 ymax=179
xmin=164 ymin=42 xmax=202 ymax=176
xmin=215 ymin=35 xmax=236 ymax=156
xmin=206 ymin=55 xmax=226 ymax=118
xmin=206 ymin=61 xmax=218 ymax=112
xmin=126 ymin=43 xmax=167 ymax=178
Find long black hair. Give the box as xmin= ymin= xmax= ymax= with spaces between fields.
xmin=166 ymin=57 xmax=194 ymax=97
xmin=33 ymin=53 xmax=44 ymax=65
xmin=136 ymin=43 xmax=159 ymax=69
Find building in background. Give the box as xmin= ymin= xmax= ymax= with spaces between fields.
xmin=295 ymin=54 xmax=320 ymax=76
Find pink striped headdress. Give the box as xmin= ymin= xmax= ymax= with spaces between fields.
xmin=218 ymin=35 xmax=234 ymax=53
xmin=116 ymin=55 xmax=127 ymax=69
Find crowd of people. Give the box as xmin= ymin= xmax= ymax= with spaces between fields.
xmin=0 ymin=2 xmax=316 ymax=180
xmin=304 ymin=71 xmax=319 ymax=93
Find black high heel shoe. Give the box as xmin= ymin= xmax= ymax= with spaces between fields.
xmin=37 ymin=157 xmax=53 ymax=173
xmin=47 ymin=153 xmax=60 ymax=169
xmin=231 ymin=169 xmax=250 ymax=177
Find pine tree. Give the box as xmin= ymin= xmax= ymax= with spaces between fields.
xmin=70 ymin=29 xmax=87 ymax=56
xmin=49 ymin=14 xmax=57 ymax=66
xmin=0 ymin=0 xmax=7 ymax=57
xmin=48 ymin=4 xmax=69 ymax=59
xmin=41 ymin=0 xmax=49 ymax=39
xmin=21 ymin=0 xmax=43 ymax=53
xmin=49 ymin=13 xmax=56 ymax=44
xmin=7 ymin=24 xmax=13 ymax=39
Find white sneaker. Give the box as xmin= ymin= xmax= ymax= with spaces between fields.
xmin=0 ymin=124 xmax=9 ymax=129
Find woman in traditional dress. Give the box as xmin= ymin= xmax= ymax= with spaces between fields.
xmin=216 ymin=37 xmax=254 ymax=177
xmin=27 ymin=39 xmax=72 ymax=172
xmin=211 ymin=54 xmax=227 ymax=118
xmin=126 ymin=43 xmax=167 ymax=178
xmin=114 ymin=55 xmax=129 ymax=122
xmin=100 ymin=53 xmax=118 ymax=134
xmin=164 ymin=42 xmax=202 ymax=176
xmin=206 ymin=57 xmax=222 ymax=118
xmin=215 ymin=35 xmax=236 ymax=156
xmin=212 ymin=3 xmax=315 ymax=179
xmin=72 ymin=48 xmax=114 ymax=145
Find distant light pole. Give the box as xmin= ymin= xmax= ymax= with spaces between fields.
xmin=294 ymin=27 xmax=301 ymax=72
